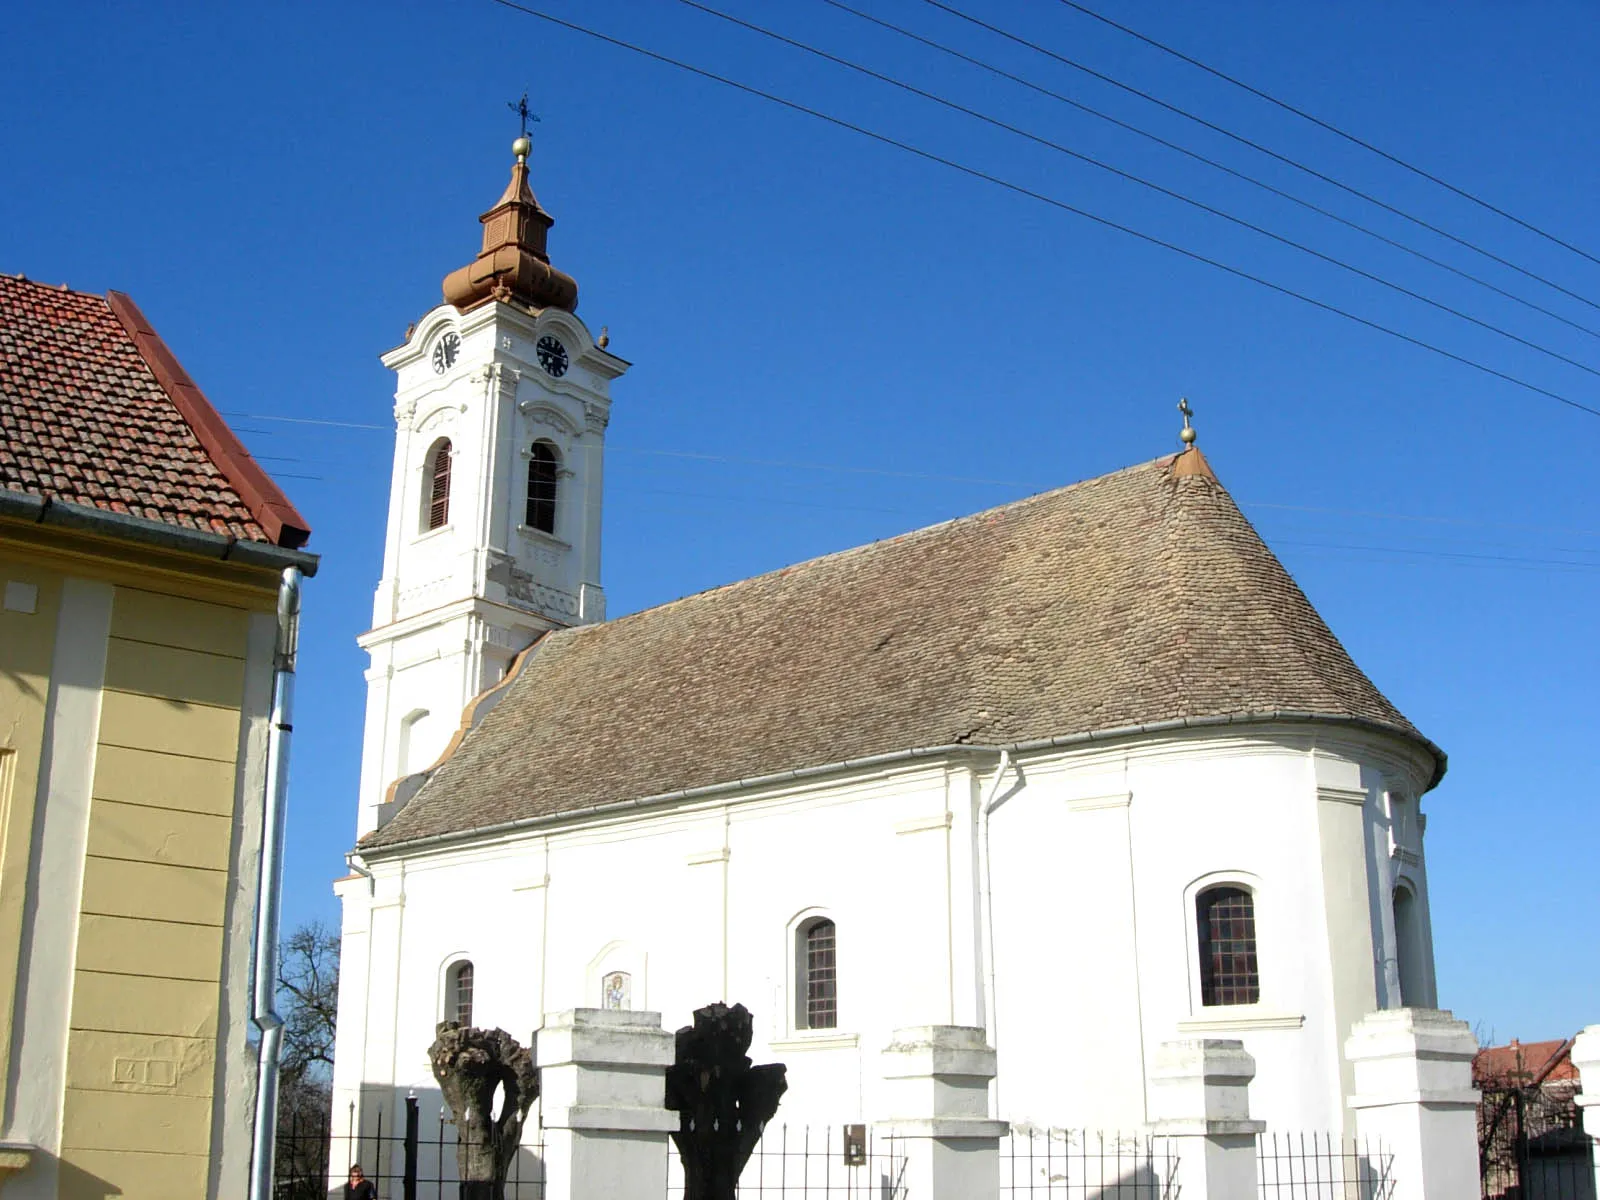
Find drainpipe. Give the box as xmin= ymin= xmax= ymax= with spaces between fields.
xmin=248 ymin=567 xmax=302 ymax=1200
xmin=975 ymin=749 xmax=1013 ymax=1109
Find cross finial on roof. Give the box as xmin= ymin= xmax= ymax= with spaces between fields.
xmin=508 ymin=92 xmax=540 ymax=161
xmin=1178 ymin=397 xmax=1197 ymax=446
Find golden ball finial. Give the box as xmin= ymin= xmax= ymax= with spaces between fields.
xmin=512 ymin=135 xmax=532 ymax=162
xmin=1177 ymin=397 xmax=1197 ymax=445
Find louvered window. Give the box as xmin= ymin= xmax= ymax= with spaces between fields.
xmin=526 ymin=442 xmax=559 ymax=534
xmin=426 ymin=439 xmax=452 ymax=531
xmin=1197 ymin=886 xmax=1260 ymax=1006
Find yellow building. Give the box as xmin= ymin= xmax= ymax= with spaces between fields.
xmin=0 ymin=275 xmax=318 ymax=1198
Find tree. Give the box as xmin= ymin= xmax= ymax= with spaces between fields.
xmin=428 ymin=1022 xmax=539 ymax=1200
xmin=273 ymin=921 xmax=339 ymax=1198
xmin=279 ymin=919 xmax=339 ymax=1081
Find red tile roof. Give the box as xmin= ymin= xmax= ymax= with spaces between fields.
xmin=0 ymin=274 xmax=310 ymax=548
xmin=1475 ymin=1039 xmax=1578 ymax=1086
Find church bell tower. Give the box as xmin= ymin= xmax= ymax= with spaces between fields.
xmin=355 ymin=136 xmax=628 ymax=836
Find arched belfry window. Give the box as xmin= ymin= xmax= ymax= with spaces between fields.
xmin=796 ymin=918 xmax=837 ymax=1030
xmin=1392 ymin=883 xmax=1425 ymax=1007
xmin=448 ymin=961 xmax=474 ymax=1027
xmin=526 ymin=441 xmax=559 ymax=534
xmin=1196 ymin=886 xmax=1259 ymax=1006
xmin=424 ymin=439 xmax=453 ymax=531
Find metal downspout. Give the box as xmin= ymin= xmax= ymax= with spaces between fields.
xmin=976 ymin=749 xmax=1013 ymax=1108
xmin=248 ymin=567 xmax=302 ymax=1200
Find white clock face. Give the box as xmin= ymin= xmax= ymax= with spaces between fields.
xmin=431 ymin=332 xmax=461 ymax=374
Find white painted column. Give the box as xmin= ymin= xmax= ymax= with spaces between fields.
xmin=875 ymin=1026 xmax=1005 ymax=1200
xmin=1147 ymin=1039 xmax=1263 ymax=1200
xmin=536 ymin=1009 xmax=676 ymax=1200
xmin=1570 ymin=1025 xmax=1600 ymax=1200
xmin=4 ymin=577 xmax=113 ymax=1200
xmin=1345 ymin=1008 xmax=1480 ymax=1200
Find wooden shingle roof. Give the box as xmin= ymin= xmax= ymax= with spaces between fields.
xmin=365 ymin=450 xmax=1441 ymax=851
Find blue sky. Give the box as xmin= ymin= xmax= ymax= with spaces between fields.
xmin=4 ymin=0 xmax=1595 ymax=1042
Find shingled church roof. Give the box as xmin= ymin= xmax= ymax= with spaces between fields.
xmin=363 ymin=449 xmax=1442 ymax=852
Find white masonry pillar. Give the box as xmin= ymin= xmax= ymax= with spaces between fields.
xmin=536 ymin=1009 xmax=677 ymax=1200
xmin=1345 ymin=1008 xmax=1481 ymax=1200
xmin=1147 ymin=1039 xmax=1264 ymax=1200
xmin=1570 ymin=1025 xmax=1600 ymax=1200
xmin=875 ymin=1026 xmax=1006 ymax=1200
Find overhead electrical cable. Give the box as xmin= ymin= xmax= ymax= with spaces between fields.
xmin=1054 ymin=0 xmax=1600 ymax=269
xmin=485 ymin=0 xmax=1600 ymax=418
xmin=817 ymin=0 xmax=1600 ymax=343
xmin=675 ymin=0 xmax=1600 ymax=381
xmin=916 ymin=0 xmax=1600 ymax=315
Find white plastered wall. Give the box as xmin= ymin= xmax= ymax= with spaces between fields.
xmin=337 ymin=727 xmax=1439 ymax=1142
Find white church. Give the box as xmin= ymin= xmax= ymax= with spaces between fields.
xmin=329 ymin=139 xmax=1450 ymax=1149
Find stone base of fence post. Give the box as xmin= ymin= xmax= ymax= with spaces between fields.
xmin=1147 ymin=1039 xmax=1264 ymax=1200
xmin=874 ymin=1026 xmax=1006 ymax=1200
xmin=1571 ymin=1025 xmax=1600 ymax=1200
xmin=536 ymin=1009 xmax=677 ymax=1200
xmin=1345 ymin=1008 xmax=1480 ymax=1200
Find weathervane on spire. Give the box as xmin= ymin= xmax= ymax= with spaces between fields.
xmin=1177 ymin=397 xmax=1197 ymax=447
xmin=507 ymin=92 xmax=540 ymax=161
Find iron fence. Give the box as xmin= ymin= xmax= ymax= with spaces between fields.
xmin=1256 ymin=1131 xmax=1394 ymax=1200
xmin=1479 ymin=1084 xmax=1596 ymax=1200
xmin=665 ymin=1124 xmax=907 ymax=1199
xmin=999 ymin=1128 xmax=1177 ymax=1198
xmin=275 ymin=1099 xmax=545 ymax=1200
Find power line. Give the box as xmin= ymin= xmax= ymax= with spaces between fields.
xmin=486 ymin=0 xmax=1600 ymax=418
xmin=818 ymin=0 xmax=1600 ymax=344
xmin=677 ymin=0 xmax=1600 ymax=381
xmin=916 ymin=0 xmax=1600 ymax=316
xmin=1054 ymin=0 xmax=1600 ymax=270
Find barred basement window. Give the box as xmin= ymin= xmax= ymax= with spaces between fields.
xmin=425 ymin=439 xmax=453 ymax=531
xmin=525 ymin=441 xmax=559 ymax=534
xmin=798 ymin=918 xmax=837 ymax=1030
xmin=1196 ymin=886 xmax=1260 ymax=1006
xmin=450 ymin=961 xmax=474 ymax=1027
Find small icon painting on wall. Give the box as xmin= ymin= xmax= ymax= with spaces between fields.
xmin=603 ymin=971 xmax=631 ymax=1011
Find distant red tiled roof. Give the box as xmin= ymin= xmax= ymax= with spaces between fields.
xmin=0 ymin=274 xmax=310 ymax=548
xmin=1474 ymin=1039 xmax=1577 ymax=1086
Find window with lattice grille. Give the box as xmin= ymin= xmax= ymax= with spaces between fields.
xmin=526 ymin=442 xmax=558 ymax=533
xmin=450 ymin=961 xmax=474 ymax=1027
xmin=425 ymin=439 xmax=452 ymax=531
xmin=799 ymin=918 xmax=837 ymax=1030
xmin=1196 ymin=886 xmax=1259 ymax=1006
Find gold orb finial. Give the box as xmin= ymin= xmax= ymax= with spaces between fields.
xmin=597 ymin=326 xmax=610 ymax=350
xmin=512 ymin=135 xmax=532 ymax=162
xmin=1178 ymin=397 xmax=1197 ymax=445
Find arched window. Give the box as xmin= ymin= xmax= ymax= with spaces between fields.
xmin=796 ymin=918 xmax=837 ymax=1030
xmin=424 ymin=439 xmax=452 ymax=531
xmin=1392 ymin=884 xmax=1425 ymax=1007
xmin=1196 ymin=886 xmax=1259 ymax=1006
xmin=525 ymin=441 xmax=559 ymax=534
xmin=396 ymin=708 xmax=430 ymax=778
xmin=448 ymin=961 xmax=474 ymax=1027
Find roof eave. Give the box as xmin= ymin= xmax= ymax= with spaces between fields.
xmin=105 ymin=291 xmax=313 ymax=549
xmin=355 ymin=708 xmax=1443 ymax=860
xmin=0 ymin=489 xmax=320 ymax=576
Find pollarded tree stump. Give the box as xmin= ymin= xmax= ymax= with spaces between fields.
xmin=428 ymin=1022 xmax=539 ymax=1200
xmin=665 ymin=1003 xmax=788 ymax=1200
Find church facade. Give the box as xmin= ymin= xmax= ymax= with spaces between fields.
xmin=330 ymin=143 xmax=1447 ymax=1153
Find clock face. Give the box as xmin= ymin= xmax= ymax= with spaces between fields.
xmin=431 ymin=332 xmax=460 ymax=375
xmin=536 ymin=335 xmax=569 ymax=379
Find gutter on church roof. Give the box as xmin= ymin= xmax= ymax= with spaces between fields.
xmin=356 ymin=709 xmax=1446 ymax=861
